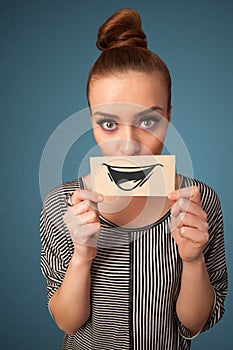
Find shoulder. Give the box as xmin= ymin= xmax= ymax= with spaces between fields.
xmin=42 ymin=178 xmax=84 ymax=212
xmin=40 ymin=178 xmax=84 ymax=236
xmin=40 ymin=179 xmax=84 ymax=256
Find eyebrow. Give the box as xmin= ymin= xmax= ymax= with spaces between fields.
xmin=135 ymin=106 xmax=164 ymax=118
xmin=93 ymin=106 xmax=164 ymax=119
xmin=93 ymin=111 xmax=120 ymax=120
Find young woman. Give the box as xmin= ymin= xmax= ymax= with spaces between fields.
xmin=40 ymin=9 xmax=228 ymax=350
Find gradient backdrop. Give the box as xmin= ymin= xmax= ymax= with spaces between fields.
xmin=0 ymin=0 xmax=232 ymax=349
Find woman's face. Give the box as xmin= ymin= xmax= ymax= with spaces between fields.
xmin=89 ymin=71 xmax=171 ymax=156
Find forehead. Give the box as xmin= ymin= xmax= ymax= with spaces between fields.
xmin=89 ymin=71 xmax=168 ymax=108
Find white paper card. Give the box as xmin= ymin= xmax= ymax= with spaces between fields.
xmin=90 ymin=155 xmax=175 ymax=196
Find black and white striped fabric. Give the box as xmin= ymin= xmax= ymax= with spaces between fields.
xmin=40 ymin=175 xmax=228 ymax=350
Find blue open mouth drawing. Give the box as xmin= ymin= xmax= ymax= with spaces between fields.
xmin=102 ymin=162 xmax=163 ymax=191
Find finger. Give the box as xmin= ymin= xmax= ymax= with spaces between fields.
xmin=70 ymin=221 xmax=101 ymax=235
xmin=170 ymin=225 xmax=182 ymax=245
xmin=176 ymin=212 xmax=209 ymax=232
xmin=70 ymin=200 xmax=89 ymax=215
xmin=71 ymin=200 xmax=99 ymax=216
xmin=75 ymin=210 xmax=100 ymax=226
xmin=168 ymin=186 xmax=201 ymax=204
xmin=85 ymin=199 xmax=99 ymax=211
xmin=170 ymin=214 xmax=185 ymax=233
xmin=63 ymin=208 xmax=99 ymax=226
xmin=70 ymin=189 xmax=104 ymax=205
xmin=171 ymin=198 xmax=207 ymax=220
xmin=72 ymin=222 xmax=101 ymax=246
xmin=179 ymin=226 xmax=209 ymax=246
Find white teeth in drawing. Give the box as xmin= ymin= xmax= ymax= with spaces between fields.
xmin=102 ymin=163 xmax=163 ymax=191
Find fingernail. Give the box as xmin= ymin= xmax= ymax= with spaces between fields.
xmin=168 ymin=193 xmax=176 ymax=200
xmin=97 ymin=194 xmax=104 ymax=201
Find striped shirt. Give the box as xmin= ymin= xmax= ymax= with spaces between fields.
xmin=40 ymin=174 xmax=228 ymax=350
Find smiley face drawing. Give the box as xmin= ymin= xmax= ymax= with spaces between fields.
xmin=90 ymin=155 xmax=175 ymax=197
xmin=102 ymin=162 xmax=163 ymax=191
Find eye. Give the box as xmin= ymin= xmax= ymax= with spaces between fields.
xmin=96 ymin=119 xmax=118 ymax=131
xmin=139 ymin=116 xmax=161 ymax=130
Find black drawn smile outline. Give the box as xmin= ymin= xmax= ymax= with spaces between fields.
xmin=102 ymin=162 xmax=164 ymax=191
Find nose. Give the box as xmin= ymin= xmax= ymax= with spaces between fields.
xmin=119 ymin=125 xmax=140 ymax=156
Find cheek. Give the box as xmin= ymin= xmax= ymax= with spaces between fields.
xmin=93 ymin=129 xmax=118 ymax=154
xmin=93 ymin=127 xmax=109 ymax=144
xmin=93 ymin=128 xmax=102 ymax=144
xmin=138 ymin=131 xmax=165 ymax=154
xmin=144 ymin=139 xmax=163 ymax=153
xmin=144 ymin=125 xmax=168 ymax=153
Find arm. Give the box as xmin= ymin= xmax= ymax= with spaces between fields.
xmin=49 ymin=249 xmax=93 ymax=335
xmin=42 ymin=189 xmax=103 ymax=335
xmin=176 ymin=255 xmax=214 ymax=335
xmin=169 ymin=186 xmax=215 ymax=335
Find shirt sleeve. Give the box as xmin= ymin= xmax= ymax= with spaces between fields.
xmin=177 ymin=181 xmax=228 ymax=339
xmin=40 ymin=186 xmax=74 ymax=309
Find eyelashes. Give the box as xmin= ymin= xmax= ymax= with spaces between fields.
xmin=96 ymin=115 xmax=162 ymax=132
xmin=96 ymin=119 xmax=118 ymax=131
xmin=139 ymin=116 xmax=161 ymax=130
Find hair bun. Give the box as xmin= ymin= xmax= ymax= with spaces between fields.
xmin=97 ymin=8 xmax=147 ymax=51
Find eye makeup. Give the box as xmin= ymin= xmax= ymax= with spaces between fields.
xmin=96 ymin=119 xmax=118 ymax=131
xmin=138 ymin=115 xmax=162 ymax=130
xmin=93 ymin=108 xmax=165 ymax=133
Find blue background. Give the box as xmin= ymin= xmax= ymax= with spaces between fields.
xmin=0 ymin=0 xmax=232 ymax=349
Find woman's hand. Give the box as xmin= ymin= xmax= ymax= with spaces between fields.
xmin=168 ymin=186 xmax=209 ymax=263
xmin=63 ymin=189 xmax=103 ymax=263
